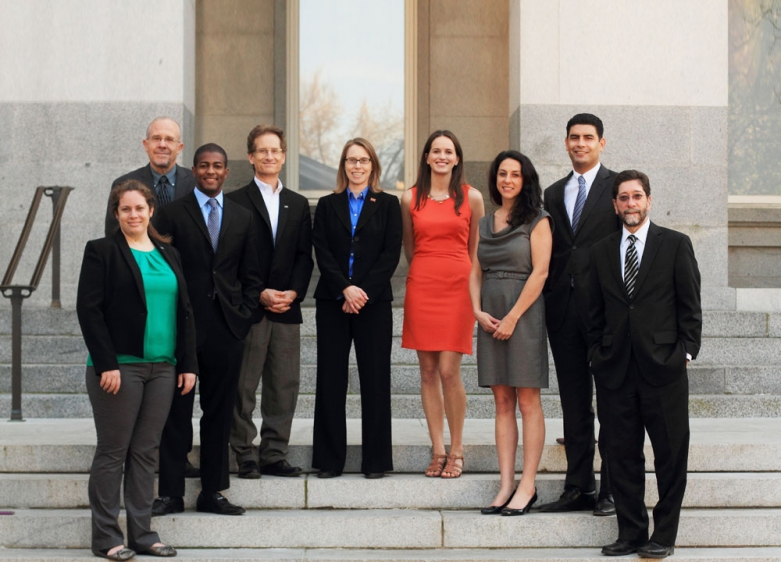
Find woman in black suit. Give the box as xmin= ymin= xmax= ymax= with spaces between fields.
xmin=77 ymin=180 xmax=198 ymax=560
xmin=311 ymin=138 xmax=403 ymax=479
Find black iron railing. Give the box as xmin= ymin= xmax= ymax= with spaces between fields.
xmin=1 ymin=186 xmax=73 ymax=421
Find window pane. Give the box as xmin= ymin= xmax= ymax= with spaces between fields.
xmin=299 ymin=0 xmax=404 ymax=191
xmin=729 ymin=0 xmax=781 ymax=195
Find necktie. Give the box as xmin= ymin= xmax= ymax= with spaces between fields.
xmin=571 ymin=175 xmax=587 ymax=233
xmin=625 ymin=235 xmax=638 ymax=298
xmin=207 ymin=198 xmax=219 ymax=253
xmin=157 ymin=176 xmax=173 ymax=206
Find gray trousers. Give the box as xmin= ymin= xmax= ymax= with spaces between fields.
xmin=86 ymin=363 xmax=175 ymax=551
xmin=230 ymin=317 xmax=301 ymax=465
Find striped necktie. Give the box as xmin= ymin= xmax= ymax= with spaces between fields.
xmin=157 ymin=175 xmax=173 ymax=206
xmin=624 ymin=235 xmax=638 ymax=297
xmin=206 ymin=198 xmax=219 ymax=252
xmin=571 ymin=175 xmax=587 ymax=233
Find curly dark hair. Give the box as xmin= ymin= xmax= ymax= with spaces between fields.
xmin=487 ymin=150 xmax=543 ymax=228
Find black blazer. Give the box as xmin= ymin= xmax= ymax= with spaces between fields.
xmin=153 ymin=191 xmax=263 ymax=345
xmin=312 ymin=190 xmax=402 ymax=303
xmin=227 ymin=181 xmax=314 ymax=324
xmin=543 ymin=165 xmax=620 ymax=330
xmin=587 ymin=222 xmax=702 ymax=389
xmin=76 ymin=230 xmax=198 ymax=376
xmin=105 ymin=164 xmax=196 ymax=236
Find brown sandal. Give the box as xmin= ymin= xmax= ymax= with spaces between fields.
xmin=425 ymin=454 xmax=448 ymax=477
xmin=441 ymin=453 xmax=464 ymax=479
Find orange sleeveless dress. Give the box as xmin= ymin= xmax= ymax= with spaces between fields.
xmin=402 ymin=185 xmax=474 ymax=354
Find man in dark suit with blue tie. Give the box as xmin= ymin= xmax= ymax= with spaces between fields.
xmin=105 ymin=117 xmax=196 ymax=236
xmin=589 ymin=170 xmax=701 ymax=558
xmin=151 ymin=143 xmax=262 ymax=516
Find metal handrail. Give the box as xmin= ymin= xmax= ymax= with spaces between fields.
xmin=1 ymin=186 xmax=74 ymax=421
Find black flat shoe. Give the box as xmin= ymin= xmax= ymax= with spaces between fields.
xmin=136 ymin=544 xmax=176 ymax=557
xmin=536 ymin=487 xmax=596 ymax=512
xmin=638 ymin=541 xmax=675 ymax=559
xmin=93 ymin=547 xmax=136 ymax=560
xmin=501 ymin=488 xmax=538 ymax=516
xmin=195 ymin=491 xmax=245 ymax=515
xmin=151 ymin=496 xmax=184 ymax=517
xmin=238 ymin=460 xmax=261 ymax=479
xmin=317 ymin=470 xmax=342 ymax=479
xmin=260 ymin=459 xmax=302 ymax=477
xmin=601 ymin=539 xmax=643 ymax=556
xmin=363 ymin=471 xmax=385 ymax=479
xmin=480 ymin=487 xmax=516 ymax=515
xmin=593 ymin=493 xmax=616 ymax=516
xmin=184 ymin=460 xmax=200 ymax=479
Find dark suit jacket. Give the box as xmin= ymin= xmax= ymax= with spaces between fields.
xmin=76 ymin=230 xmax=198 ymax=376
xmin=153 ymin=191 xmax=263 ymax=346
xmin=543 ymin=165 xmax=620 ymax=330
xmin=587 ymin=222 xmax=702 ymax=389
xmin=226 ymin=181 xmax=314 ymax=324
xmin=105 ymin=164 xmax=196 ymax=236
xmin=312 ymin=190 xmax=402 ymax=303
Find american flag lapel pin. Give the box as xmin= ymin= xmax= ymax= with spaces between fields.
xmin=370 ymin=197 xmax=376 ymax=202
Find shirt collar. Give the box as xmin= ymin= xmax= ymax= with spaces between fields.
xmin=572 ymin=162 xmax=601 ymax=186
xmin=253 ymin=176 xmax=283 ymax=195
xmin=622 ymin=218 xmax=651 ymax=246
xmin=348 ymin=187 xmax=369 ymax=201
xmin=151 ymin=166 xmax=178 ymax=186
xmin=193 ymin=187 xmax=224 ymax=208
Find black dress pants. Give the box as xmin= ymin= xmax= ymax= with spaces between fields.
xmin=597 ymin=356 xmax=689 ymax=546
xmin=312 ymin=299 xmax=393 ymax=474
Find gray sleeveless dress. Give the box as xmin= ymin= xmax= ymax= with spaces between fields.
xmin=476 ymin=209 xmax=551 ymax=388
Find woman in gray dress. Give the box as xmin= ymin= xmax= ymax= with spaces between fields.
xmin=469 ymin=150 xmax=552 ymax=516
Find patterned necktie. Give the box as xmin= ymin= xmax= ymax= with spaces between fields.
xmin=206 ymin=198 xmax=219 ymax=252
xmin=571 ymin=175 xmax=587 ymax=233
xmin=625 ymin=235 xmax=638 ymax=297
xmin=157 ymin=175 xmax=173 ymax=206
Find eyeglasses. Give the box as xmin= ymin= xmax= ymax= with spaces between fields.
xmin=147 ymin=135 xmax=180 ymax=146
xmin=345 ymin=157 xmax=372 ymax=166
xmin=254 ymin=148 xmax=284 ymax=157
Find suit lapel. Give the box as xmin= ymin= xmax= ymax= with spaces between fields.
xmin=246 ymin=182 xmax=273 ymax=235
xmin=553 ymin=174 xmax=574 ymax=242
xmin=355 ymin=192 xmax=380 ymax=231
xmin=607 ymin=231 xmax=624 ymax=296
xmin=183 ymin=193 xmax=213 ymax=250
xmin=173 ymin=165 xmax=189 ymax=199
xmin=115 ymin=232 xmax=146 ymax=307
xmin=577 ymin=165 xmax=610 ymax=234
xmin=141 ymin=165 xmax=155 ymax=190
xmin=277 ymin=189 xmax=293 ymax=244
xmin=332 ymin=191 xmax=352 ymax=233
xmin=217 ymin=198 xmax=234 ymax=256
xmin=631 ymin=222 xmax=661 ymax=299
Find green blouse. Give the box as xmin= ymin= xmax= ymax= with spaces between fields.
xmin=87 ymin=247 xmax=179 ymax=367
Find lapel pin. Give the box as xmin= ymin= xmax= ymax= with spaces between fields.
xmin=284 ymin=205 xmax=289 ymax=208
xmin=370 ymin=197 xmax=376 ymax=202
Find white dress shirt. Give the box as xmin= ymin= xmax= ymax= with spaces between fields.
xmin=564 ymin=163 xmax=602 ymax=223
xmin=254 ymin=177 xmax=283 ymax=243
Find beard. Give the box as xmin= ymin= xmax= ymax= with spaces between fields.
xmin=620 ymin=208 xmax=648 ymax=227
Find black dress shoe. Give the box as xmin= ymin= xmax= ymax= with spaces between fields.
xmin=363 ymin=471 xmax=385 ymax=479
xmin=637 ymin=541 xmax=675 ymax=559
xmin=601 ymin=539 xmax=643 ymax=556
xmin=238 ymin=460 xmax=261 ymax=479
xmin=260 ymin=459 xmax=302 ymax=477
xmin=151 ymin=496 xmax=184 ymax=517
xmin=184 ymin=460 xmax=200 ymax=478
xmin=317 ymin=469 xmax=342 ymax=479
xmin=537 ymin=487 xmax=596 ymax=512
xmin=481 ymin=487 xmax=516 ymax=515
xmin=136 ymin=544 xmax=177 ymax=557
xmin=501 ymin=488 xmax=538 ymax=516
xmin=196 ymin=492 xmax=246 ymax=515
xmin=555 ymin=437 xmax=565 ymax=445
xmin=594 ymin=493 xmax=616 ymax=516
xmin=92 ymin=547 xmax=136 ymax=560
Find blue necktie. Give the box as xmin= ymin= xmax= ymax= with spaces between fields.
xmin=206 ymin=198 xmax=219 ymax=252
xmin=571 ymin=175 xmax=587 ymax=232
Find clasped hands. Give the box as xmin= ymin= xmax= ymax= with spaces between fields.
xmin=261 ymin=288 xmax=297 ymax=313
xmin=475 ymin=310 xmax=519 ymax=341
xmin=342 ymin=285 xmax=368 ymax=314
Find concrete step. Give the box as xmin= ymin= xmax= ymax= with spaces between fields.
xmin=1 ymin=508 xmax=780 ymax=549
xmin=2 ymin=419 xmax=780 ymax=474
xmin=3 ymin=392 xmax=780 ymax=420
xmin=3 ymin=547 xmax=781 ymax=562
xmin=4 ymin=472 xmax=781 ymax=510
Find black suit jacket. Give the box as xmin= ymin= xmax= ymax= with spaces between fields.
xmin=312 ymin=190 xmax=402 ymax=303
xmin=105 ymin=164 xmax=196 ymax=236
xmin=226 ymin=181 xmax=314 ymax=324
xmin=543 ymin=165 xmax=620 ymax=330
xmin=587 ymin=222 xmax=702 ymax=389
xmin=153 ymin=191 xmax=263 ymax=346
xmin=76 ymin=230 xmax=198 ymax=376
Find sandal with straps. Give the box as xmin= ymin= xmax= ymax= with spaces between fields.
xmin=441 ymin=453 xmax=464 ymax=479
xmin=425 ymin=453 xmax=448 ymax=477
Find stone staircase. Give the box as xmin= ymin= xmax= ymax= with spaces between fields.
xmin=1 ymin=306 xmax=781 ymax=559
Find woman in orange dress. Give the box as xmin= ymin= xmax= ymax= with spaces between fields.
xmin=401 ymin=130 xmax=485 ymax=478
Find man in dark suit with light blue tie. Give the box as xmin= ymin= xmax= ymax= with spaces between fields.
xmin=152 ymin=143 xmax=262 ymax=516
xmin=589 ymin=170 xmax=701 ymax=558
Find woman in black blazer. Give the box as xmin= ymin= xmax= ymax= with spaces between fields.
xmin=77 ymin=180 xmax=198 ymax=560
xmin=311 ymin=138 xmax=403 ymax=479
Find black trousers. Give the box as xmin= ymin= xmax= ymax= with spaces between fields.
xmin=597 ymin=356 xmax=689 ymax=546
xmin=312 ymin=299 xmax=393 ymax=474
xmin=158 ymin=301 xmax=244 ymax=496
xmin=547 ymin=296 xmax=610 ymax=494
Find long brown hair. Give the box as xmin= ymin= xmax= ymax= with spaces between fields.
xmin=335 ymin=138 xmax=383 ymax=193
xmin=109 ymin=180 xmax=171 ymax=244
xmin=413 ymin=130 xmax=466 ymax=215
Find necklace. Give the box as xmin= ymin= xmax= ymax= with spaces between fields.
xmin=427 ymin=193 xmax=450 ymax=204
